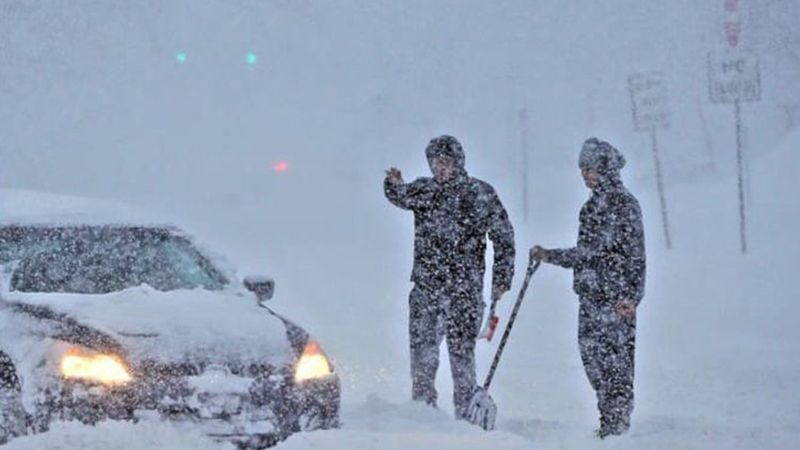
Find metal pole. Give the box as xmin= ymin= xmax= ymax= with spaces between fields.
xmin=519 ymin=108 xmax=529 ymax=224
xmin=782 ymin=104 xmax=799 ymax=131
xmin=697 ymin=97 xmax=716 ymax=171
xmin=735 ymin=100 xmax=747 ymax=254
xmin=650 ymin=128 xmax=672 ymax=249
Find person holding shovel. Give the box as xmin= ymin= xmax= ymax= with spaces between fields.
xmin=531 ymin=137 xmax=646 ymax=438
xmin=384 ymin=134 xmax=515 ymax=420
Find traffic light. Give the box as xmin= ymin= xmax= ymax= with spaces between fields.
xmin=273 ymin=161 xmax=289 ymax=173
xmin=246 ymin=52 xmax=257 ymax=66
xmin=174 ymin=50 xmax=259 ymax=66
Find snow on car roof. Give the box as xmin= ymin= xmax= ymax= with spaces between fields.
xmin=0 ymin=188 xmax=238 ymax=280
xmin=0 ymin=188 xmax=175 ymax=229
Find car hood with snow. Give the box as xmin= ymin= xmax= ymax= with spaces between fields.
xmin=1 ymin=285 xmax=297 ymax=366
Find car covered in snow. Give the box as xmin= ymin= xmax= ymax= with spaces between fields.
xmin=0 ymin=190 xmax=340 ymax=448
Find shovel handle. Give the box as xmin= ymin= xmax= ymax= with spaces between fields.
xmin=482 ymin=258 xmax=541 ymax=390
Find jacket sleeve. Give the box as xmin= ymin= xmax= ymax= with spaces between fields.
xmin=549 ymin=198 xmax=616 ymax=270
xmin=485 ymin=187 xmax=515 ymax=293
xmin=547 ymin=247 xmax=578 ymax=268
xmin=617 ymin=199 xmax=646 ymax=305
xmin=384 ymin=178 xmax=427 ymax=211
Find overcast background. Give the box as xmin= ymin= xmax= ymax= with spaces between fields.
xmin=1 ymin=2 xmax=799 ymax=448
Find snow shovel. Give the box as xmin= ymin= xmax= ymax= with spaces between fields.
xmin=466 ymin=257 xmax=542 ymax=431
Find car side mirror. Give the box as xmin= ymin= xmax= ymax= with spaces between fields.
xmin=244 ymin=276 xmax=275 ymax=303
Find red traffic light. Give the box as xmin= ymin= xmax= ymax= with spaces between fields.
xmin=273 ymin=161 xmax=289 ymax=173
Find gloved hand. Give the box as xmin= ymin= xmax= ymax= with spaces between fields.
xmin=530 ymin=245 xmax=549 ymax=262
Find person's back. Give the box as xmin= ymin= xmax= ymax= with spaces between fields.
xmin=571 ymin=179 xmax=645 ymax=305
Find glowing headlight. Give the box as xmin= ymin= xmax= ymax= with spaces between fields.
xmin=60 ymin=348 xmax=132 ymax=386
xmin=294 ymin=341 xmax=332 ymax=383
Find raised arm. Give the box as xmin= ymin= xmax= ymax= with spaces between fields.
xmin=383 ymin=169 xmax=430 ymax=211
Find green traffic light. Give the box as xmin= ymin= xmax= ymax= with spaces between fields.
xmin=175 ymin=50 xmax=259 ymax=65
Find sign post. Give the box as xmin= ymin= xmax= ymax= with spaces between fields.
xmin=628 ymin=71 xmax=672 ymax=249
xmin=697 ymin=97 xmax=717 ymax=171
xmin=707 ymin=50 xmax=760 ymax=254
xmin=780 ymin=104 xmax=800 ymax=131
xmin=519 ymin=108 xmax=530 ymax=224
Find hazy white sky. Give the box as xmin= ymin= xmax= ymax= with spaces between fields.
xmin=0 ymin=0 xmax=797 ymax=247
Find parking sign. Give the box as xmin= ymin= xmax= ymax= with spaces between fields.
xmin=627 ymin=71 xmax=672 ymax=248
xmin=708 ymin=50 xmax=761 ymax=103
xmin=628 ymin=72 xmax=670 ymax=131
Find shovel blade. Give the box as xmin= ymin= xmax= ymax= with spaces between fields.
xmin=466 ymin=386 xmax=497 ymax=431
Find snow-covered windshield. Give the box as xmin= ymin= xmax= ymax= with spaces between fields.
xmin=0 ymin=226 xmax=228 ymax=294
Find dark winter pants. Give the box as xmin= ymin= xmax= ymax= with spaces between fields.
xmin=578 ymin=298 xmax=636 ymax=430
xmin=0 ymin=351 xmax=24 ymax=444
xmin=0 ymin=352 xmax=20 ymax=391
xmin=408 ymin=282 xmax=483 ymax=419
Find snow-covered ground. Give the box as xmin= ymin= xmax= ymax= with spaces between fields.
xmin=4 ymin=420 xmax=236 ymax=450
xmin=6 ymin=129 xmax=798 ymax=450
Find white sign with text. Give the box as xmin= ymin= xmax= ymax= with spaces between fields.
xmin=628 ymin=72 xmax=670 ymax=131
xmin=708 ymin=50 xmax=761 ymax=103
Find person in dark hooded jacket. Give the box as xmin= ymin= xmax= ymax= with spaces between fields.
xmin=531 ymin=137 xmax=645 ymax=438
xmin=384 ymin=135 xmax=515 ymax=419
